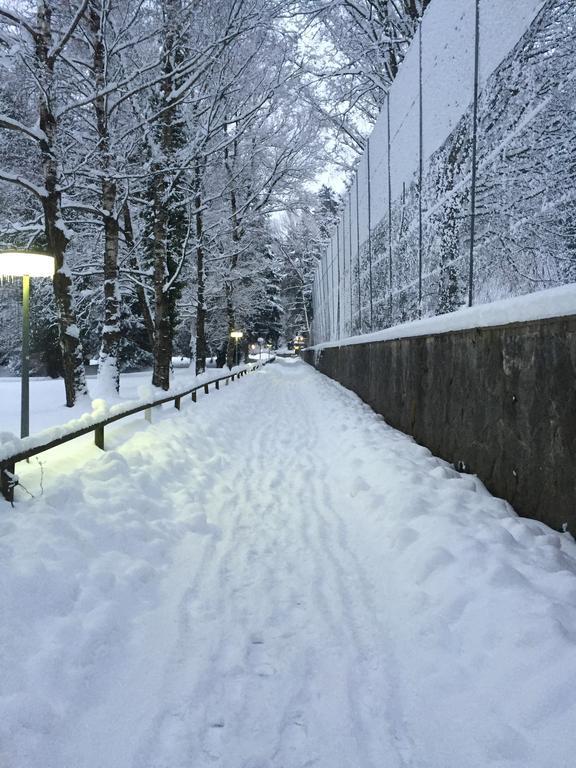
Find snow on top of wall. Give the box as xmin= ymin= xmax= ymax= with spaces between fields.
xmin=309 ymin=283 xmax=576 ymax=351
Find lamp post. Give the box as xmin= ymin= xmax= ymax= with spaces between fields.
xmin=0 ymin=251 xmax=55 ymax=438
xmin=257 ymin=336 xmax=264 ymax=362
xmin=230 ymin=330 xmax=243 ymax=367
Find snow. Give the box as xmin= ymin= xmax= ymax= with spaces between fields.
xmin=91 ymin=355 xmax=119 ymax=401
xmin=309 ymin=283 xmax=576 ymax=351
xmin=0 ymin=114 xmax=47 ymax=143
xmin=171 ymin=355 xmax=191 ymax=368
xmin=1 ymin=359 xmax=576 ymax=767
xmin=64 ymin=324 xmax=79 ymax=339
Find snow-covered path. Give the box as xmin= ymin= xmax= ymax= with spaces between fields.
xmin=2 ymin=359 xmax=576 ymax=768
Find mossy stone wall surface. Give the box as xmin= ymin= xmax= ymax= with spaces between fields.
xmin=303 ymin=316 xmax=576 ymax=532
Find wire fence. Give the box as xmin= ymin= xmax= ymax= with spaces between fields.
xmin=311 ymin=0 xmax=576 ymax=344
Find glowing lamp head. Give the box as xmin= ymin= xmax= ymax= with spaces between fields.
xmin=0 ymin=251 xmax=55 ymax=278
xmin=230 ymin=330 xmax=243 ymax=340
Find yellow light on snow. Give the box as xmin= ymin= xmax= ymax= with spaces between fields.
xmin=230 ymin=330 xmax=243 ymax=339
xmin=0 ymin=251 xmax=55 ymax=277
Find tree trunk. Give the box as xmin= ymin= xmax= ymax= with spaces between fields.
xmin=225 ymin=284 xmax=236 ymax=369
xmin=37 ymin=0 xmax=87 ymax=407
xmin=150 ymin=0 xmax=184 ymax=391
xmin=89 ymin=0 xmax=121 ymax=394
xmin=123 ymin=202 xmax=155 ymax=351
xmin=151 ymin=170 xmax=172 ymax=390
xmin=99 ymin=190 xmax=121 ymax=392
xmin=194 ymin=162 xmax=207 ymax=375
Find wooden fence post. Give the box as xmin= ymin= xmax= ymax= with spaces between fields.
xmin=174 ymin=396 xmax=181 ymax=410
xmin=94 ymin=424 xmax=105 ymax=450
xmin=1 ymin=461 xmax=15 ymax=503
xmin=191 ymin=390 xmax=197 ymax=402
xmin=204 ymin=383 xmax=209 ymax=394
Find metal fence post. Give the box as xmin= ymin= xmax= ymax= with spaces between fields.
xmin=313 ymin=270 xmax=323 ymax=344
xmin=418 ymin=21 xmax=424 ymax=318
xmin=323 ymin=256 xmax=329 ymax=343
xmin=387 ymin=94 xmax=393 ymax=322
xmin=336 ymin=223 xmax=341 ymax=339
xmin=20 ymin=275 xmax=30 ymax=439
xmin=349 ymin=191 xmax=353 ymax=334
xmin=367 ymin=137 xmax=374 ymax=331
xmin=356 ymin=171 xmax=361 ymax=332
xmin=330 ymin=240 xmax=335 ymax=340
xmin=468 ymin=0 xmax=481 ymax=306
xmin=342 ymin=216 xmax=347 ymax=336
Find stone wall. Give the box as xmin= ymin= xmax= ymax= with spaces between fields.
xmin=303 ymin=315 xmax=576 ymax=532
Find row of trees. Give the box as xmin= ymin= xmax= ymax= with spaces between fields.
xmin=0 ymin=0 xmax=427 ymax=404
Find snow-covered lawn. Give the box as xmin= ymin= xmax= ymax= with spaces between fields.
xmin=0 ymin=365 xmax=254 ymax=467
xmin=0 ymin=365 xmax=225 ymax=437
xmin=1 ymin=358 xmax=575 ymax=767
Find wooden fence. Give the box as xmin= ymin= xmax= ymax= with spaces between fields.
xmin=1 ymin=358 xmax=274 ymax=503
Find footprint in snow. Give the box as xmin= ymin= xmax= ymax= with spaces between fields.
xmin=392 ymin=527 xmax=420 ymax=552
xmin=271 ymin=719 xmax=315 ymax=768
xmin=414 ymin=546 xmax=456 ymax=584
xmin=202 ymin=720 xmax=225 ymax=760
xmin=350 ymin=476 xmax=371 ymax=497
xmin=190 ymin=513 xmax=222 ymax=538
xmin=248 ymin=635 xmax=277 ymax=677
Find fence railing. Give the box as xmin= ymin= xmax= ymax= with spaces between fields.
xmin=311 ymin=0 xmax=574 ymax=345
xmin=1 ymin=357 xmax=274 ymax=503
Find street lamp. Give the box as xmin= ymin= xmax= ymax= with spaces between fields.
xmin=0 ymin=251 xmax=55 ymax=438
xmin=230 ymin=330 xmax=243 ymax=367
xmin=257 ymin=336 xmax=264 ymax=362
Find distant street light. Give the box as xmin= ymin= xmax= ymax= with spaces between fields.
xmin=293 ymin=334 xmax=305 ymax=353
xmin=0 ymin=251 xmax=55 ymax=438
xmin=230 ymin=329 xmax=243 ymax=367
xmin=257 ymin=336 xmax=264 ymax=362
